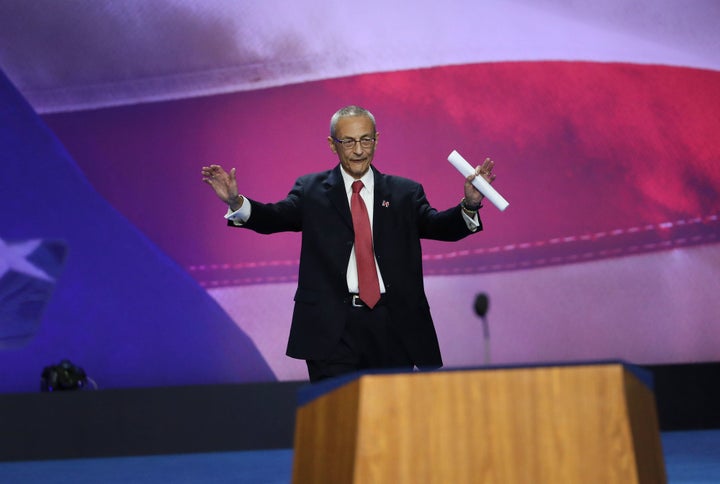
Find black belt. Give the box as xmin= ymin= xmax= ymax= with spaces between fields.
xmin=347 ymin=293 xmax=387 ymax=308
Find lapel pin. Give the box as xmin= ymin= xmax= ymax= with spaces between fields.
xmin=381 ymin=200 xmax=390 ymax=208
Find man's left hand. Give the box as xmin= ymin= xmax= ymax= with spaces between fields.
xmin=463 ymin=157 xmax=496 ymax=209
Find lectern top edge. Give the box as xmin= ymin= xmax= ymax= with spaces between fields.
xmin=296 ymin=360 xmax=653 ymax=408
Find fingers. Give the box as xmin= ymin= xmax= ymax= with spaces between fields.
xmin=466 ymin=160 xmax=496 ymax=183
xmin=201 ymin=164 xmax=224 ymax=176
xmin=472 ymin=157 xmax=496 ymax=183
xmin=201 ymin=164 xmax=234 ymax=184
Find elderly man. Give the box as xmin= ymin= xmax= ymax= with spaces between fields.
xmin=202 ymin=105 xmax=496 ymax=382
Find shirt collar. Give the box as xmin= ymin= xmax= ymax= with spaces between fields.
xmin=339 ymin=164 xmax=374 ymax=195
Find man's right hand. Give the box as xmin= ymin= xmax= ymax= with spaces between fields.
xmin=201 ymin=164 xmax=244 ymax=211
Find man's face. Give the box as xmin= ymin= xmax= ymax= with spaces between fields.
xmin=328 ymin=115 xmax=378 ymax=179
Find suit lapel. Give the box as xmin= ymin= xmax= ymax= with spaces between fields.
xmin=324 ymin=165 xmax=352 ymax=229
xmin=372 ymin=166 xmax=391 ymax=245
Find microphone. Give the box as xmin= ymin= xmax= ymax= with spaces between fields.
xmin=474 ymin=293 xmax=491 ymax=365
xmin=474 ymin=293 xmax=489 ymax=318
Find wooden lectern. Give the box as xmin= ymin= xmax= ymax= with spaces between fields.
xmin=292 ymin=363 xmax=666 ymax=483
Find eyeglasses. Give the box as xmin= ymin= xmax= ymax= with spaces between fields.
xmin=332 ymin=136 xmax=376 ymax=150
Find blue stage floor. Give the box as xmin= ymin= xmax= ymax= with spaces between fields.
xmin=1 ymin=430 xmax=718 ymax=483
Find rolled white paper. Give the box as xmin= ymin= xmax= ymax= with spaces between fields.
xmin=448 ymin=150 xmax=509 ymax=212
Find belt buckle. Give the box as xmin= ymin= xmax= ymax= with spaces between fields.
xmin=351 ymin=295 xmax=364 ymax=308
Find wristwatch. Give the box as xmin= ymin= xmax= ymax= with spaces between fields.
xmin=461 ymin=197 xmax=483 ymax=214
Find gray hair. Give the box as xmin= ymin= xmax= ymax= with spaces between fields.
xmin=329 ymin=105 xmax=376 ymax=137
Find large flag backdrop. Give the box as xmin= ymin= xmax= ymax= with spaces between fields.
xmin=1 ymin=1 xmax=719 ymax=389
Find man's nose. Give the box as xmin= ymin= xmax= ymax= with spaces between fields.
xmin=352 ymin=141 xmax=364 ymax=155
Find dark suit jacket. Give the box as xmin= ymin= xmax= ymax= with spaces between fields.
xmin=234 ymin=164 xmax=482 ymax=368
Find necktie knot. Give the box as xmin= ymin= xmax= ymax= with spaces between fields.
xmin=352 ymin=180 xmax=364 ymax=194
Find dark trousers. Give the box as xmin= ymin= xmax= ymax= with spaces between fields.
xmin=306 ymin=303 xmax=414 ymax=383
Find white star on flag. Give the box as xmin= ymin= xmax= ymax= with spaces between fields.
xmin=0 ymin=237 xmax=55 ymax=282
xmin=1 ymin=236 xmax=67 ymax=349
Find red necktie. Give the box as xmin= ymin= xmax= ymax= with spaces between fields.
xmin=351 ymin=180 xmax=381 ymax=308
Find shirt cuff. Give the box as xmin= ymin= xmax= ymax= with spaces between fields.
xmin=461 ymin=209 xmax=480 ymax=232
xmin=224 ymin=197 xmax=251 ymax=226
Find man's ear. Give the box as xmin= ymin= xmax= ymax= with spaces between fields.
xmin=328 ymin=136 xmax=338 ymax=154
